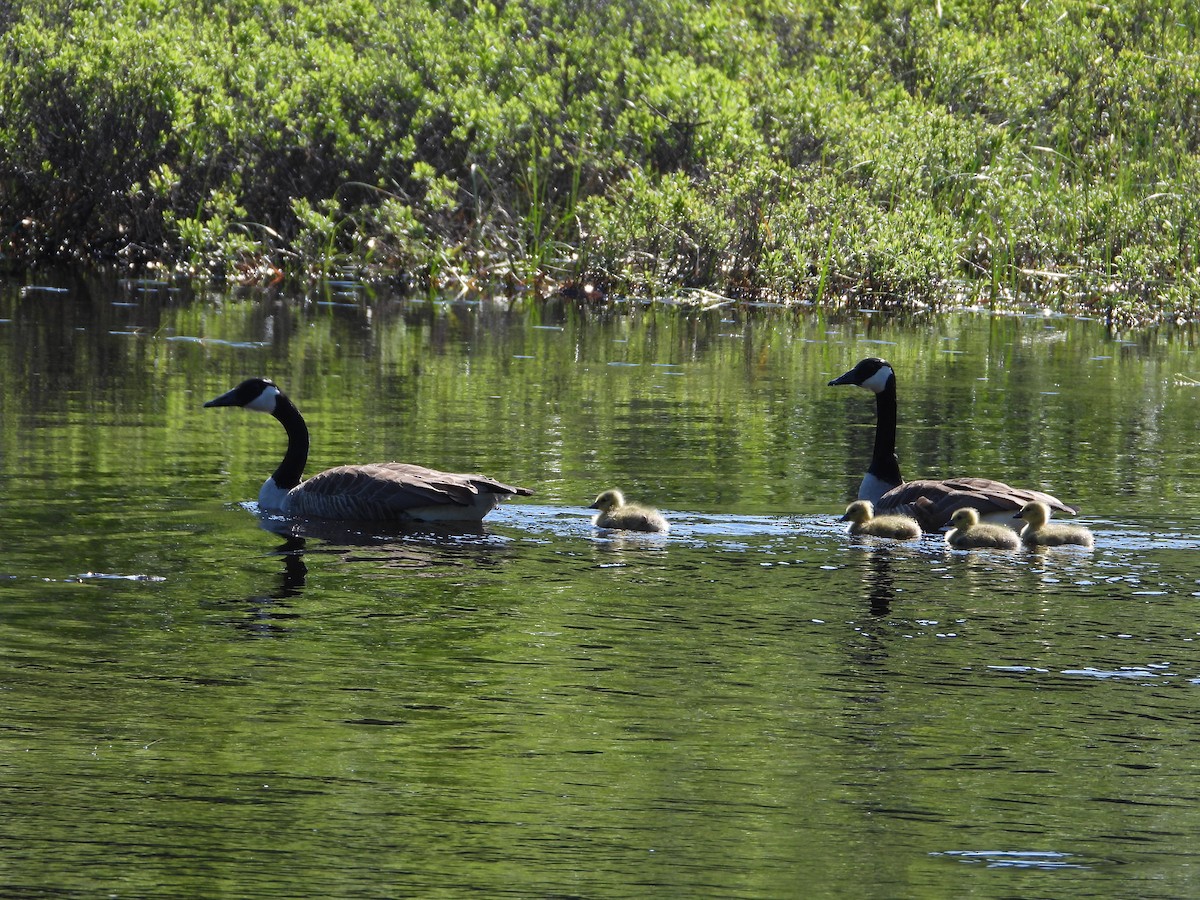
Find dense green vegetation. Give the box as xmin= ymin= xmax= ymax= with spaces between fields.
xmin=3 ymin=0 xmax=1200 ymax=320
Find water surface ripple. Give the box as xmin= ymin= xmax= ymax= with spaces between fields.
xmin=1 ymin=276 xmax=1199 ymax=898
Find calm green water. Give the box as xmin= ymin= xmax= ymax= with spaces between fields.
xmin=1 ymin=273 xmax=1199 ymax=899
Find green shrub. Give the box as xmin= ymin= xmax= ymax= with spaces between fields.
xmin=1 ymin=0 xmax=1198 ymax=321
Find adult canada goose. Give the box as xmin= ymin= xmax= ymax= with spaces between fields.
xmin=840 ymin=500 xmax=921 ymax=540
xmin=1016 ymin=501 xmax=1095 ymax=548
xmin=945 ymin=507 xmax=1020 ymax=550
xmin=204 ymin=377 xmax=531 ymax=522
xmin=828 ymin=357 xmax=1077 ymax=531
xmin=588 ymin=489 xmax=669 ymax=533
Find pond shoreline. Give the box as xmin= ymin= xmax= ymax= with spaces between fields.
xmin=4 ymin=262 xmax=1188 ymax=332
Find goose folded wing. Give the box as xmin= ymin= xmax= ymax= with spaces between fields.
xmin=293 ymin=463 xmax=530 ymax=519
xmin=367 ymin=464 xmax=533 ymax=499
xmin=883 ymin=477 xmax=1078 ymax=531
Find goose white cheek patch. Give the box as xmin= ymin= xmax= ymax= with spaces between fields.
xmin=860 ymin=365 xmax=894 ymax=393
xmin=246 ymin=385 xmax=280 ymax=413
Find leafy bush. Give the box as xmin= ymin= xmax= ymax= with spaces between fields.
xmin=2 ymin=0 xmax=1199 ymax=320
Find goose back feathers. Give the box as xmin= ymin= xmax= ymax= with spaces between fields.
xmin=205 ymin=378 xmax=531 ymax=522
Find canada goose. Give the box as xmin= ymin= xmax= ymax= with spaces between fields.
xmin=1016 ymin=501 xmax=1094 ymax=548
xmin=588 ymin=489 xmax=669 ymax=533
xmin=840 ymin=500 xmax=921 ymax=540
xmin=828 ymin=357 xmax=1077 ymax=531
xmin=204 ymin=378 xmax=531 ymax=522
xmin=946 ymin=507 xmax=1020 ymax=550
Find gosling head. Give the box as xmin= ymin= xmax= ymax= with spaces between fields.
xmin=841 ymin=500 xmax=874 ymax=524
xmin=589 ymin=489 xmax=625 ymax=512
xmin=1016 ymin=501 xmax=1051 ymax=527
xmin=949 ymin=507 xmax=982 ymax=529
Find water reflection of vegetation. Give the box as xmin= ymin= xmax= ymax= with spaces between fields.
xmin=4 ymin=278 xmax=1200 ymax=528
xmin=4 ymin=279 xmax=1200 ymax=897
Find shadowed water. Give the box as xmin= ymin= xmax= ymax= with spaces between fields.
xmin=1 ymin=274 xmax=1199 ymax=898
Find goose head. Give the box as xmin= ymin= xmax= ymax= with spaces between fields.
xmin=204 ymin=377 xmax=282 ymax=414
xmin=828 ymin=358 xmax=895 ymax=394
xmin=1015 ymin=501 xmax=1051 ymax=527
xmin=589 ymin=489 xmax=625 ymax=512
xmin=841 ymin=500 xmax=874 ymax=524
xmin=949 ymin=507 xmax=982 ymax=530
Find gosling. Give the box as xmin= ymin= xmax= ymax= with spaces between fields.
xmin=841 ymin=500 xmax=921 ymax=540
xmin=589 ymin=489 xmax=669 ymax=533
xmin=1016 ymin=501 xmax=1094 ymax=548
xmin=946 ymin=507 xmax=1020 ymax=550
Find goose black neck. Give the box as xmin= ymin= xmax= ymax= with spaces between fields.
xmin=870 ymin=380 xmax=904 ymax=487
xmin=271 ymin=392 xmax=309 ymax=489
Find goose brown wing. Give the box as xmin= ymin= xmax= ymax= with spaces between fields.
xmin=289 ymin=464 xmax=531 ymax=520
xmin=368 ymin=463 xmax=533 ymax=499
xmin=877 ymin=477 xmax=1078 ymax=532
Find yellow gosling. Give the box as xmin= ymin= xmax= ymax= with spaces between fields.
xmin=1016 ymin=501 xmax=1094 ymax=548
xmin=588 ymin=489 xmax=669 ymax=533
xmin=841 ymin=500 xmax=921 ymax=540
xmin=946 ymin=507 xmax=1020 ymax=550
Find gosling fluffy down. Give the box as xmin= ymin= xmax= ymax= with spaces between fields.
xmin=946 ymin=507 xmax=1020 ymax=550
xmin=1016 ymin=501 xmax=1094 ymax=548
xmin=841 ymin=500 xmax=921 ymax=540
xmin=589 ymin=489 xmax=669 ymax=533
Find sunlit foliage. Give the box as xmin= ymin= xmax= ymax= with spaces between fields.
xmin=2 ymin=0 xmax=1199 ymax=319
